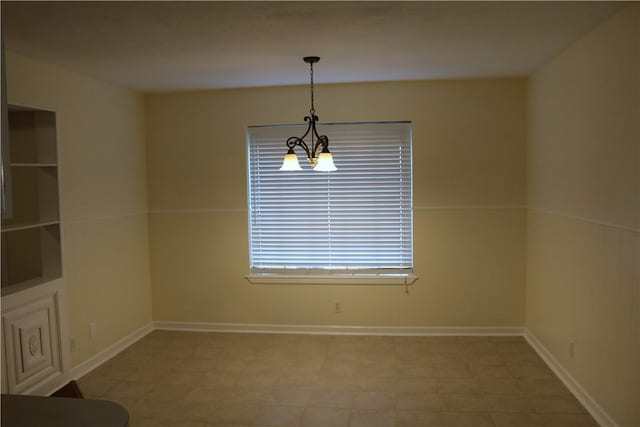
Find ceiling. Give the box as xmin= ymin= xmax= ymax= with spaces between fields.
xmin=2 ymin=1 xmax=621 ymax=93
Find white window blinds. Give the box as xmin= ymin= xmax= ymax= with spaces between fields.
xmin=247 ymin=121 xmax=413 ymax=274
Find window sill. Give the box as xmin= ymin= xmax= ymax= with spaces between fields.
xmin=245 ymin=273 xmax=418 ymax=286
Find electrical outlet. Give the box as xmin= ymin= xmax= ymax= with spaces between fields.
xmin=569 ymin=341 xmax=575 ymax=359
xmin=334 ymin=301 xmax=343 ymax=314
xmin=89 ymin=322 xmax=97 ymax=339
xmin=70 ymin=337 xmax=76 ymax=353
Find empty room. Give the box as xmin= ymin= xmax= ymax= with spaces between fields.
xmin=0 ymin=2 xmax=638 ymax=427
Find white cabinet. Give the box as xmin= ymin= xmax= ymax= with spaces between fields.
xmin=1 ymin=279 xmax=70 ymax=394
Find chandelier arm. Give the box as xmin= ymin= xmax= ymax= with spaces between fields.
xmin=286 ymin=136 xmax=311 ymax=159
xmin=310 ymin=115 xmax=324 ymax=144
xmin=298 ymin=116 xmax=314 ymax=142
xmin=286 ymin=116 xmax=316 ymax=159
xmin=312 ymin=135 xmax=330 ymax=158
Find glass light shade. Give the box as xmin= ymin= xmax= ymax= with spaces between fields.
xmin=280 ymin=153 xmax=303 ymax=171
xmin=313 ymin=152 xmax=337 ymax=172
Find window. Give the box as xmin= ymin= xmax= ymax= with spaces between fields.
xmin=247 ymin=121 xmax=415 ymax=285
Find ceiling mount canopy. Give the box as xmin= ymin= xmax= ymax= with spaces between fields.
xmin=280 ymin=56 xmax=337 ymax=172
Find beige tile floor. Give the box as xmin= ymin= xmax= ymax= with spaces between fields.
xmin=77 ymin=331 xmax=598 ymax=427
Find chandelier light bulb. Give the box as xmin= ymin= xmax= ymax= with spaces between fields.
xmin=313 ymin=151 xmax=337 ymax=172
xmin=280 ymin=151 xmax=303 ymax=171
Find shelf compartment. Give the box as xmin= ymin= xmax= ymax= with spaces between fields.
xmin=8 ymin=109 xmax=57 ymax=165
xmin=1 ymin=165 xmax=59 ymax=229
xmin=1 ymin=224 xmax=62 ymax=294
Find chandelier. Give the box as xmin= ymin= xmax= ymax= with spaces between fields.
xmin=280 ymin=56 xmax=337 ymax=172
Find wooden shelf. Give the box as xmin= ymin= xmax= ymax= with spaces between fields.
xmin=2 ymin=220 xmax=60 ymax=233
xmin=0 ymin=275 xmax=62 ymax=296
xmin=10 ymin=163 xmax=57 ymax=167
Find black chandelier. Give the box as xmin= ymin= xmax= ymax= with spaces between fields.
xmin=280 ymin=56 xmax=337 ymax=172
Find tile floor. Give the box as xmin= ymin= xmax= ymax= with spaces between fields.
xmin=77 ymin=331 xmax=598 ymax=427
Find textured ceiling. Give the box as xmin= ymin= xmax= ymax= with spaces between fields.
xmin=2 ymin=1 xmax=621 ymax=92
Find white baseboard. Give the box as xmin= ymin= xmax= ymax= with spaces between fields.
xmin=153 ymin=321 xmax=524 ymax=336
xmin=36 ymin=373 xmax=73 ymax=397
xmin=524 ymin=328 xmax=618 ymax=427
xmin=69 ymin=322 xmax=154 ymax=380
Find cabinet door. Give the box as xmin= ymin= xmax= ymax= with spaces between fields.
xmin=1 ymin=279 xmax=71 ymax=395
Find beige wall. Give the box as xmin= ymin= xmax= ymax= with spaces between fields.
xmin=526 ymin=5 xmax=639 ymax=427
xmin=146 ymin=79 xmax=527 ymax=327
xmin=5 ymin=52 xmax=153 ymax=367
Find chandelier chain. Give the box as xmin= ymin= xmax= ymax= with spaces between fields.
xmin=309 ymin=61 xmax=315 ymax=116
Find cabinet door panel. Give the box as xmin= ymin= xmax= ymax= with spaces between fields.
xmin=2 ymin=279 xmax=69 ymax=394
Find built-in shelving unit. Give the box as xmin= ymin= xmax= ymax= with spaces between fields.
xmin=1 ymin=106 xmax=62 ymax=296
xmin=1 ymin=46 xmax=70 ymax=396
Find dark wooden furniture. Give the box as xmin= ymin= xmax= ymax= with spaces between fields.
xmin=1 ymin=394 xmax=129 ymax=427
